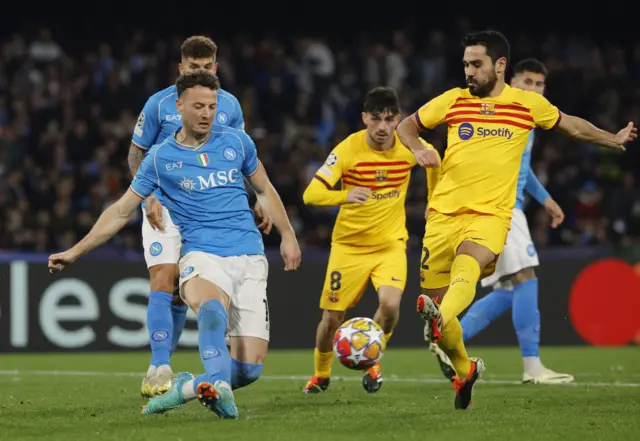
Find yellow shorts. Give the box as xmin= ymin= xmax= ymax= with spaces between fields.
xmin=320 ymin=242 xmax=407 ymax=311
xmin=420 ymin=210 xmax=510 ymax=290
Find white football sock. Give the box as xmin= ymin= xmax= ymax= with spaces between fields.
xmin=523 ymin=356 xmax=543 ymax=375
xmin=182 ymin=379 xmax=197 ymax=401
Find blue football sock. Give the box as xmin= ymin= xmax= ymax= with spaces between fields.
xmin=147 ymin=291 xmax=173 ymax=367
xmin=512 ymin=278 xmax=540 ymax=357
xmin=230 ymin=359 xmax=263 ymax=390
xmin=194 ymin=300 xmax=232 ymax=390
xmin=170 ymin=304 xmax=188 ymax=355
xmin=460 ymin=288 xmax=513 ymax=341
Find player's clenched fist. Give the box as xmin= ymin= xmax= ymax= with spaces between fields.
xmin=347 ymin=187 xmax=370 ymax=204
xmin=413 ymin=148 xmax=440 ymax=168
xmin=280 ymin=233 xmax=302 ymax=271
xmin=48 ymin=250 xmax=78 ymax=273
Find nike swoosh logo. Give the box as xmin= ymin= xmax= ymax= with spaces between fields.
xmin=391 ymin=277 xmax=402 ymax=282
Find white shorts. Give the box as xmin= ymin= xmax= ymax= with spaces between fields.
xmin=178 ymin=251 xmax=270 ymax=341
xmin=142 ymin=206 xmax=181 ymax=268
xmin=481 ymin=208 xmax=539 ymax=288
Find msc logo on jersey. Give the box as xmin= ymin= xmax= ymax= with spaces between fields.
xmin=223 ymin=147 xmax=237 ymax=161
xmin=216 ymin=111 xmax=229 ymax=125
xmin=458 ymin=122 xmax=514 ymax=141
xmin=458 ymin=122 xmax=475 ymax=140
xmin=197 ymin=169 xmax=241 ymax=189
xmin=480 ymin=103 xmax=496 ymax=116
xmin=375 ymin=170 xmax=388 ymax=182
xmin=149 ymin=242 xmax=163 ymax=256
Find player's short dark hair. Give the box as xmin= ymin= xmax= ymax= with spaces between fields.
xmin=462 ymin=30 xmax=510 ymax=66
xmin=513 ymin=58 xmax=548 ymax=77
xmin=181 ymin=36 xmax=218 ymax=61
xmin=175 ymin=71 xmax=220 ymax=97
xmin=363 ymin=87 xmax=400 ymax=116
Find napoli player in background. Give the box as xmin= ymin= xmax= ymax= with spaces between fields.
xmin=49 ymin=71 xmax=301 ymax=419
xmin=430 ymin=59 xmax=574 ymax=384
xmin=127 ymin=36 xmax=272 ymax=398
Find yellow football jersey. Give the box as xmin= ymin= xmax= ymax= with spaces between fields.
xmin=416 ymin=84 xmax=560 ymax=220
xmin=313 ymin=130 xmax=438 ymax=250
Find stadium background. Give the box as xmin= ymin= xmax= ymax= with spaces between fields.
xmin=1 ymin=9 xmax=639 ymax=352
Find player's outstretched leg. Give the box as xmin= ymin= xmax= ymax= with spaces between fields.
xmin=304 ymin=309 xmax=344 ymax=394
xmin=141 ymin=372 xmax=194 ymax=415
xmin=178 ymin=274 xmax=239 ymax=418
xmin=512 ymin=277 xmax=574 ymax=384
xmin=418 ymin=291 xmax=484 ymax=409
xmin=460 ymin=288 xmax=513 ymax=341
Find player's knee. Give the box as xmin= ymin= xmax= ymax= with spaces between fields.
xmin=149 ymin=264 xmax=178 ymax=293
xmin=231 ymin=359 xmax=263 ymax=390
xmin=321 ymin=309 xmax=345 ymax=332
xmin=456 ymin=241 xmax=495 ymax=269
xmin=512 ymin=267 xmax=536 ymax=285
xmin=378 ymin=295 xmax=401 ymax=318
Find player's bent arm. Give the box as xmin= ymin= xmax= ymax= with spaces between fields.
xmin=66 ymin=189 xmax=142 ymax=261
xmin=555 ymin=113 xmax=621 ymax=149
xmin=128 ymin=143 xmax=146 ymax=177
xmin=524 ymin=167 xmax=551 ymax=206
xmin=302 ymin=177 xmax=348 ymax=206
xmin=397 ymin=114 xmax=429 ymax=153
xmin=247 ymin=161 xmax=296 ymax=238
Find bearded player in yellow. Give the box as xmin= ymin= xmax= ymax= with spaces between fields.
xmin=397 ymin=30 xmax=636 ymax=410
xmin=302 ymin=87 xmax=440 ymax=393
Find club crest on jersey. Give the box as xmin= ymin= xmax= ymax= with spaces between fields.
xmin=216 ymin=111 xmax=229 ymax=125
xmin=480 ymin=103 xmax=495 ymax=116
xmin=223 ymin=148 xmax=237 ymax=161
xmin=197 ymin=153 xmax=210 ymax=166
xmin=375 ymin=170 xmax=388 ymax=182
xmin=180 ymin=177 xmax=196 ymax=193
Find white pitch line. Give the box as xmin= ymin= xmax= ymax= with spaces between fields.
xmin=0 ymin=370 xmax=638 ymax=388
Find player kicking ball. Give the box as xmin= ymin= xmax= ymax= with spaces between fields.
xmin=128 ymin=36 xmax=271 ymax=399
xmin=49 ymin=71 xmax=301 ymax=419
xmin=398 ymin=30 xmax=635 ymax=409
xmin=431 ymin=59 xmax=574 ymax=385
xmin=302 ymin=87 xmax=440 ymax=394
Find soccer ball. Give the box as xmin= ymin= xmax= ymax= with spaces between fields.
xmin=333 ymin=317 xmax=386 ymax=370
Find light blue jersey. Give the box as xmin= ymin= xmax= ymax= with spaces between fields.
xmin=515 ymin=131 xmax=550 ymax=210
xmin=130 ymin=125 xmax=263 ymax=257
xmin=132 ymin=85 xmax=244 ymax=204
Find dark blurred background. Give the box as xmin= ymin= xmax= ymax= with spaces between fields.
xmin=1 ymin=8 xmax=639 ymax=255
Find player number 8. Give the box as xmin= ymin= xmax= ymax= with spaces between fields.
xmin=330 ymin=271 xmax=342 ymax=291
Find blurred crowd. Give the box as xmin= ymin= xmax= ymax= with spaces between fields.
xmin=1 ymin=23 xmax=639 ymax=253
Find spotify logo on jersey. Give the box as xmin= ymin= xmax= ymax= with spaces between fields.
xmin=458 ymin=122 xmax=475 ymax=140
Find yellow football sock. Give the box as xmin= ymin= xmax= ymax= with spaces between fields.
xmin=439 ymin=254 xmax=481 ymax=326
xmin=439 ymin=318 xmax=471 ymax=379
xmin=314 ymin=348 xmax=334 ymax=378
xmin=384 ymin=331 xmax=393 ymax=349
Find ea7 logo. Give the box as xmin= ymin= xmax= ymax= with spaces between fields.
xmin=166 ymin=161 xmax=183 ymax=170
xmin=166 ymin=114 xmax=182 ymax=121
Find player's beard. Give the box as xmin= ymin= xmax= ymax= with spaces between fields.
xmin=468 ymin=70 xmax=498 ymax=98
